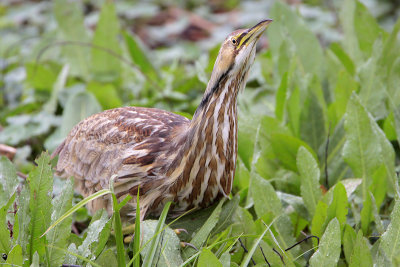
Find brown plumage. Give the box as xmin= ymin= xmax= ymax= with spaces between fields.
xmin=53 ymin=19 xmax=273 ymax=220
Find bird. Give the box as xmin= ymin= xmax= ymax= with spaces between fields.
xmin=53 ymin=19 xmax=273 ymax=220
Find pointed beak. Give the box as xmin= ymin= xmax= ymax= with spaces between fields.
xmin=238 ymin=19 xmax=273 ymax=47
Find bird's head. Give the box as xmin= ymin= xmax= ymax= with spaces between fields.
xmin=195 ymin=19 xmax=272 ymax=116
xmin=206 ymin=19 xmax=273 ymax=95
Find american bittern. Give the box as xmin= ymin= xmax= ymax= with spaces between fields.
xmin=53 ymin=19 xmax=273 ymax=219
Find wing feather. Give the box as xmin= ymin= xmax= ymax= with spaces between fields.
xmin=54 ymin=106 xmax=190 ymax=196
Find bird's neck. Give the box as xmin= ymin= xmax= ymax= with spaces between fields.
xmin=165 ymin=66 xmax=251 ymax=212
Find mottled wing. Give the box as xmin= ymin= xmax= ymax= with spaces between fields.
xmin=54 ymin=106 xmax=190 ymax=197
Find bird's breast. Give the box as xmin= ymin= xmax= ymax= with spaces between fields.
xmin=166 ymin=98 xmax=238 ymax=214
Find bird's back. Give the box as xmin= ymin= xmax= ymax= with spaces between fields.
xmin=53 ymin=106 xmax=190 ymax=214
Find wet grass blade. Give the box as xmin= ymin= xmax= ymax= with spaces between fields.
xmin=111 ymin=192 xmax=126 ymax=267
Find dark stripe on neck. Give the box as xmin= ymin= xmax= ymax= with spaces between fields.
xmin=196 ymin=65 xmax=233 ymax=113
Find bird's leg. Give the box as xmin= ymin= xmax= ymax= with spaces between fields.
xmin=122 ymin=224 xmax=135 ymax=235
xmin=174 ymin=228 xmax=188 ymax=235
xmin=124 ymin=234 xmax=134 ymax=243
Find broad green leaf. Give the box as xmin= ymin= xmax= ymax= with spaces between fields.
xmin=0 ymin=156 xmax=19 ymax=204
xmin=31 ymin=251 xmax=39 ymax=267
xmin=343 ymin=224 xmax=357 ymax=264
xmin=212 ymin=195 xmax=239 ymax=235
xmin=64 ymin=243 xmax=78 ymax=265
xmin=16 ymin=185 xmax=30 ymax=260
xmin=269 ymin=1 xmax=324 ymax=77
xmin=277 ymin=192 xmax=309 ymax=221
xmin=124 ymin=32 xmax=159 ymax=82
xmin=25 ymin=62 xmax=59 ymax=91
xmin=93 ymin=214 xmax=112 ymax=259
xmin=231 ymin=207 xmax=256 ymax=250
xmin=44 ymin=64 xmax=69 ymax=114
xmin=0 ymin=185 xmax=5 ymax=212
xmin=311 ymin=201 xmax=328 ymax=245
xmin=300 ymin=91 xmax=326 ymax=152
xmin=220 ymin=251 xmax=230 ymax=267
xmin=237 ymin=114 xmax=261 ymax=170
xmin=296 ymin=146 xmax=322 ymax=216
xmin=379 ymin=18 xmax=400 ymax=76
xmin=250 ymin=173 xmax=281 ymax=218
xmin=341 ymin=178 xmax=362 ymax=198
xmin=6 ymin=244 xmax=23 ymax=266
xmin=270 ymin=133 xmax=316 ymax=172
xmin=53 ymin=0 xmax=90 ymax=77
xmin=333 ymin=70 xmax=357 ymax=120
xmin=343 ymin=93 xmax=381 ymax=203
xmin=357 ymin=39 xmax=386 ymax=117
xmin=325 ymin=183 xmax=348 ymax=232
xmin=255 ymin=116 xmax=290 ymax=179
xmin=0 ymin=193 xmax=15 ymax=254
xmin=48 ymin=92 xmax=101 ymax=151
xmin=339 ymin=0 xmax=362 ymax=63
xmin=370 ymin=165 xmax=387 ymax=209
xmin=198 ymin=248 xmax=222 ymax=267
xmin=330 ymin=43 xmax=355 ymax=76
xmin=310 ymin=218 xmax=341 ymax=267
xmin=169 ymin=204 xmax=221 ymax=240
xmin=91 ymin=0 xmax=121 ymax=81
xmin=349 ymin=231 xmax=372 ymax=267
xmin=390 ymin=98 xmax=400 ymax=161
xmin=48 ymin=244 xmax=102 ymax=267
xmin=0 ymin=112 xmax=58 ymax=146
xmin=370 ymin=192 xmax=384 ymax=234
xmin=383 ymin=112 xmax=397 ymax=141
xmin=87 ymin=82 xmax=122 ymax=110
xmin=27 ymin=152 xmax=53 ymax=262
xmin=371 ymin=119 xmax=397 ymax=197
xmin=60 ymin=91 xmax=102 ymax=138
xmin=47 ymin=179 xmax=74 ymax=266
xmin=77 ymin=210 xmax=110 ymax=261
xmin=275 ymin=72 xmax=288 ymax=121
xmin=354 ymin=1 xmax=385 ymax=56
xmin=379 ymin=200 xmax=400 ymax=262
xmin=277 ymin=40 xmax=292 ymax=77
xmin=319 ymin=120 xmax=351 ymax=186
xmin=95 ymin=249 xmax=118 ymax=266
xmin=287 ymin=86 xmax=301 ymax=137
xmin=183 ymin=200 xmax=224 ymax=258
xmin=140 ymin=220 xmax=183 ymax=267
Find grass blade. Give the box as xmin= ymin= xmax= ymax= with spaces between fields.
xmin=111 ymin=192 xmax=126 ymax=267
xmin=133 ymin=188 xmax=141 ymax=267
xmin=142 ymin=201 xmax=171 ymax=267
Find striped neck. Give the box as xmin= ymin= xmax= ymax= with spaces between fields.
xmin=165 ymin=63 xmax=252 ymax=214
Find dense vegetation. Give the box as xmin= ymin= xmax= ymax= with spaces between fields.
xmin=1 ymin=0 xmax=400 ymax=266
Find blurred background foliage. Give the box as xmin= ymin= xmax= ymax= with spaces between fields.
xmin=1 ymin=0 xmax=400 ymax=266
